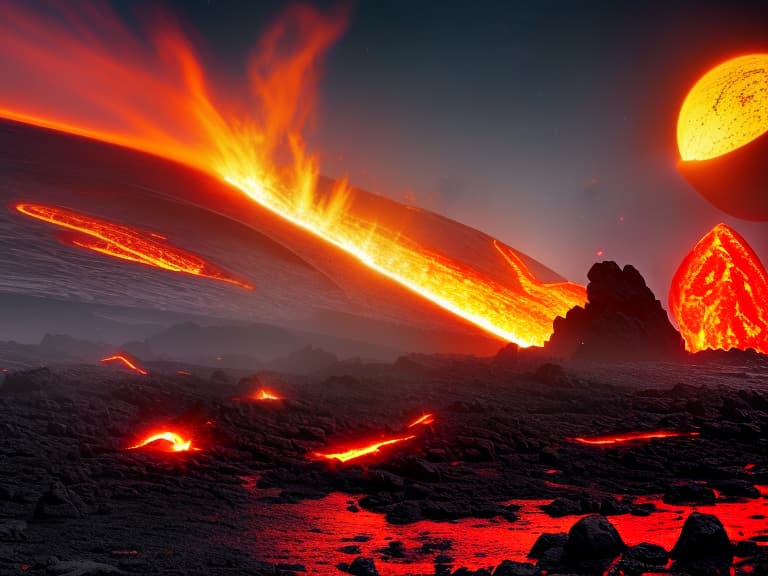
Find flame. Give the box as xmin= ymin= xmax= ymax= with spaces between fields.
xmin=128 ymin=431 xmax=196 ymax=452
xmin=0 ymin=3 xmax=587 ymax=347
xmin=252 ymin=387 xmax=282 ymax=401
xmin=100 ymin=354 xmax=148 ymax=376
xmin=678 ymin=54 xmax=768 ymax=161
xmin=313 ymin=435 xmax=416 ymax=463
xmin=573 ymin=431 xmax=699 ymax=446
xmin=407 ymin=413 xmax=435 ymax=428
xmin=15 ymin=203 xmax=253 ymax=290
xmin=669 ymin=223 xmax=768 ymax=354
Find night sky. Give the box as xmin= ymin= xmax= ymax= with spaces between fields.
xmin=74 ymin=1 xmax=768 ymax=298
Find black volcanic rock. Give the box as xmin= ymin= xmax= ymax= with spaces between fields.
xmin=670 ymin=513 xmax=732 ymax=561
xmin=2 ymin=366 xmax=53 ymax=392
xmin=492 ymin=560 xmax=540 ymax=575
xmin=546 ymin=261 xmax=685 ymax=361
xmin=348 ymin=556 xmax=379 ymax=576
xmin=564 ymin=515 xmax=625 ymax=560
xmin=662 ymin=484 xmax=717 ymax=505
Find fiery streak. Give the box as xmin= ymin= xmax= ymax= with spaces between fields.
xmin=0 ymin=3 xmax=586 ymax=346
xmin=313 ymin=435 xmax=416 ymax=463
xmin=669 ymin=223 xmax=768 ymax=354
xmin=128 ymin=431 xmax=195 ymax=452
xmin=573 ymin=431 xmax=699 ymax=446
xmin=100 ymin=354 xmax=148 ymax=376
xmin=407 ymin=413 xmax=435 ymax=428
xmin=15 ymin=203 xmax=253 ymax=290
xmin=252 ymin=387 xmax=282 ymax=401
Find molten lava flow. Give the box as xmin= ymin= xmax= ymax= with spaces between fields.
xmin=252 ymin=387 xmax=282 ymax=401
xmin=573 ymin=431 xmax=700 ymax=446
xmin=313 ymin=435 xmax=416 ymax=463
xmin=128 ymin=431 xmax=195 ymax=452
xmin=669 ymin=224 xmax=768 ymax=354
xmin=100 ymin=354 xmax=148 ymax=376
xmin=15 ymin=203 xmax=253 ymax=290
xmin=678 ymin=54 xmax=768 ymax=162
xmin=407 ymin=413 xmax=435 ymax=428
xmin=0 ymin=3 xmax=586 ymax=347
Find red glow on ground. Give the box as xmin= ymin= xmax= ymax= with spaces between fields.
xmin=670 ymin=223 xmax=768 ymax=354
xmin=0 ymin=3 xmax=587 ymax=348
xmin=572 ymin=430 xmax=700 ymax=446
xmin=407 ymin=413 xmax=435 ymax=428
xmin=176 ymin=370 xmax=192 ymax=376
xmin=127 ymin=431 xmax=198 ymax=452
xmin=312 ymin=435 xmax=416 ymax=463
xmin=252 ymin=388 xmax=283 ymax=401
xmin=100 ymin=354 xmax=148 ymax=376
xmin=15 ymin=203 xmax=253 ymax=290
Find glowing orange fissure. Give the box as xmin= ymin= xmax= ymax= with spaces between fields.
xmin=252 ymin=387 xmax=282 ymax=401
xmin=313 ymin=435 xmax=416 ymax=463
xmin=15 ymin=203 xmax=253 ymax=290
xmin=128 ymin=431 xmax=197 ymax=452
xmin=573 ymin=431 xmax=700 ymax=446
xmin=407 ymin=413 xmax=435 ymax=428
xmin=670 ymin=223 xmax=768 ymax=354
xmin=0 ymin=3 xmax=586 ymax=347
xmin=100 ymin=354 xmax=148 ymax=376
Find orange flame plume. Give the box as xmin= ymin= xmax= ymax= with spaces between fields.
xmin=0 ymin=3 xmax=585 ymax=346
xmin=573 ymin=431 xmax=700 ymax=446
xmin=128 ymin=431 xmax=196 ymax=452
xmin=407 ymin=413 xmax=435 ymax=428
xmin=15 ymin=203 xmax=253 ymax=290
xmin=252 ymin=387 xmax=283 ymax=401
xmin=669 ymin=224 xmax=768 ymax=354
xmin=100 ymin=354 xmax=148 ymax=376
xmin=313 ymin=435 xmax=416 ymax=463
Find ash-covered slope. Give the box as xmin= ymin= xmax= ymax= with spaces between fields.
xmin=0 ymin=120 xmax=582 ymax=356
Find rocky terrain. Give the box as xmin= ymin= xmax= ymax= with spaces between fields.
xmin=0 ymin=348 xmax=766 ymax=575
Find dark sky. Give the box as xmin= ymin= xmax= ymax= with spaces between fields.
xmin=134 ymin=0 xmax=767 ymax=299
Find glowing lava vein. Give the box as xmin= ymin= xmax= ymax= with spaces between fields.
xmin=573 ymin=431 xmax=700 ymax=446
xmin=15 ymin=203 xmax=253 ymax=290
xmin=0 ymin=3 xmax=585 ymax=346
xmin=100 ymin=354 xmax=148 ymax=376
xmin=128 ymin=431 xmax=196 ymax=452
xmin=313 ymin=435 xmax=416 ymax=463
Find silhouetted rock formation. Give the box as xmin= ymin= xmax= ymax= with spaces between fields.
xmin=546 ymin=261 xmax=685 ymax=361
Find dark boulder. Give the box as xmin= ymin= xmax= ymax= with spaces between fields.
xmin=528 ymin=532 xmax=568 ymax=559
xmin=2 ymin=367 xmax=53 ymax=392
xmin=546 ymin=261 xmax=685 ymax=361
xmin=492 ymin=560 xmax=540 ymax=575
xmin=564 ymin=514 xmax=626 ymax=560
xmin=663 ymin=484 xmax=717 ymax=505
xmin=348 ymin=556 xmax=379 ymax=576
xmin=670 ymin=513 xmax=732 ymax=561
